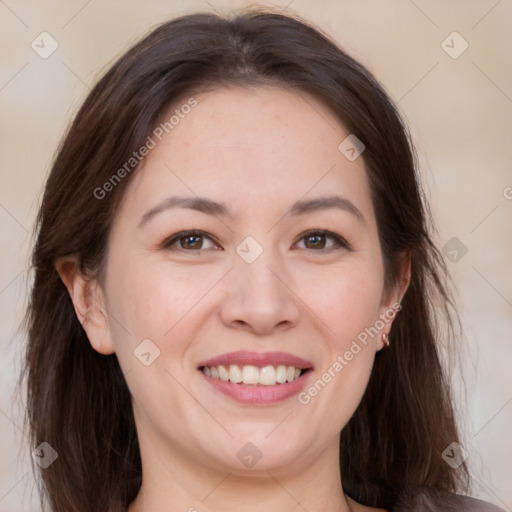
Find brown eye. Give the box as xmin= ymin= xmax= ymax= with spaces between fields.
xmin=304 ymin=233 xmax=326 ymax=249
xmin=162 ymin=231 xmax=219 ymax=251
xmin=179 ymin=234 xmax=204 ymax=249
xmin=295 ymin=230 xmax=352 ymax=252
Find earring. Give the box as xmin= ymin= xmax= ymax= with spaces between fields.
xmin=382 ymin=333 xmax=390 ymax=347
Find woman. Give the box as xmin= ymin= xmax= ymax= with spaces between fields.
xmin=23 ymin=8 xmax=506 ymax=512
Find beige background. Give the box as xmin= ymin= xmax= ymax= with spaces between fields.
xmin=1 ymin=1 xmax=511 ymax=510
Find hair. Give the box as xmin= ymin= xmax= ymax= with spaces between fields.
xmin=23 ymin=8 xmax=469 ymax=512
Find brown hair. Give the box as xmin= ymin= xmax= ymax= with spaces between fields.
xmin=23 ymin=8 xmax=469 ymax=512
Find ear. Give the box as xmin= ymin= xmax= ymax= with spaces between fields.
xmin=377 ymin=251 xmax=411 ymax=350
xmin=55 ymin=255 xmax=115 ymax=355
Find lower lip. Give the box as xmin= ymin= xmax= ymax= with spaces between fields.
xmin=200 ymin=370 xmax=312 ymax=405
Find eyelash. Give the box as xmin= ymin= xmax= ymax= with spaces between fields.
xmin=161 ymin=229 xmax=352 ymax=253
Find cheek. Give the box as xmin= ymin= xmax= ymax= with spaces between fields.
xmin=103 ymin=259 xmax=200 ymax=417
xmin=322 ymin=281 xmax=380 ymax=376
xmin=103 ymin=251 xmax=222 ymax=359
xmin=302 ymin=260 xmax=384 ymax=345
xmin=297 ymin=262 xmax=382 ymax=415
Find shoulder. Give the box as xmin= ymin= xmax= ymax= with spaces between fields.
xmin=392 ymin=488 xmax=507 ymax=512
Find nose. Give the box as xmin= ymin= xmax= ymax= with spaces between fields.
xmin=218 ymin=247 xmax=301 ymax=335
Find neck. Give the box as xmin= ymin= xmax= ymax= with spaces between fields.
xmin=128 ymin=436 xmax=352 ymax=512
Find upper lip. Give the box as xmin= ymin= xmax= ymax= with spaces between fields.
xmin=197 ymin=351 xmax=314 ymax=370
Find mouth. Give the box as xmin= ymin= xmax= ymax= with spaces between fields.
xmin=197 ymin=351 xmax=314 ymax=405
xmin=199 ymin=364 xmax=310 ymax=386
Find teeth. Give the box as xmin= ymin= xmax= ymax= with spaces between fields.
xmin=218 ymin=364 xmax=229 ymax=381
xmin=276 ymin=365 xmax=288 ymax=383
xmin=242 ymin=365 xmax=260 ymax=385
xmin=259 ymin=365 xmax=276 ymax=386
xmin=202 ymin=364 xmax=305 ymax=386
xmin=229 ymin=364 xmax=242 ymax=384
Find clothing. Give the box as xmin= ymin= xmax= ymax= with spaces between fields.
xmin=391 ymin=488 xmax=507 ymax=511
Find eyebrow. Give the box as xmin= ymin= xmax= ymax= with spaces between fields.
xmin=139 ymin=194 xmax=365 ymax=227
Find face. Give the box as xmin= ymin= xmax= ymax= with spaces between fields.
xmin=87 ymin=86 xmax=403 ymax=477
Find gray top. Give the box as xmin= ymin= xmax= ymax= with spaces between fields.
xmin=392 ymin=489 xmax=507 ymax=511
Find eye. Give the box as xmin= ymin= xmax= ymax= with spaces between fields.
xmin=161 ymin=229 xmax=351 ymax=253
xmin=294 ymin=230 xmax=352 ymax=252
xmin=161 ymin=230 xmax=220 ymax=251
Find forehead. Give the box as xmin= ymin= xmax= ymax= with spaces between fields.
xmin=118 ymin=85 xmax=375 ymax=224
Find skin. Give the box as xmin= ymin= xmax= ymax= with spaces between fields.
xmin=57 ymin=85 xmax=410 ymax=512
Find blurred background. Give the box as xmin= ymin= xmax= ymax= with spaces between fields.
xmin=1 ymin=1 xmax=511 ymax=510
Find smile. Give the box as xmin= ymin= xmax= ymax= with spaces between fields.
xmin=201 ymin=364 xmax=306 ymax=386
xmin=197 ymin=351 xmax=314 ymax=405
